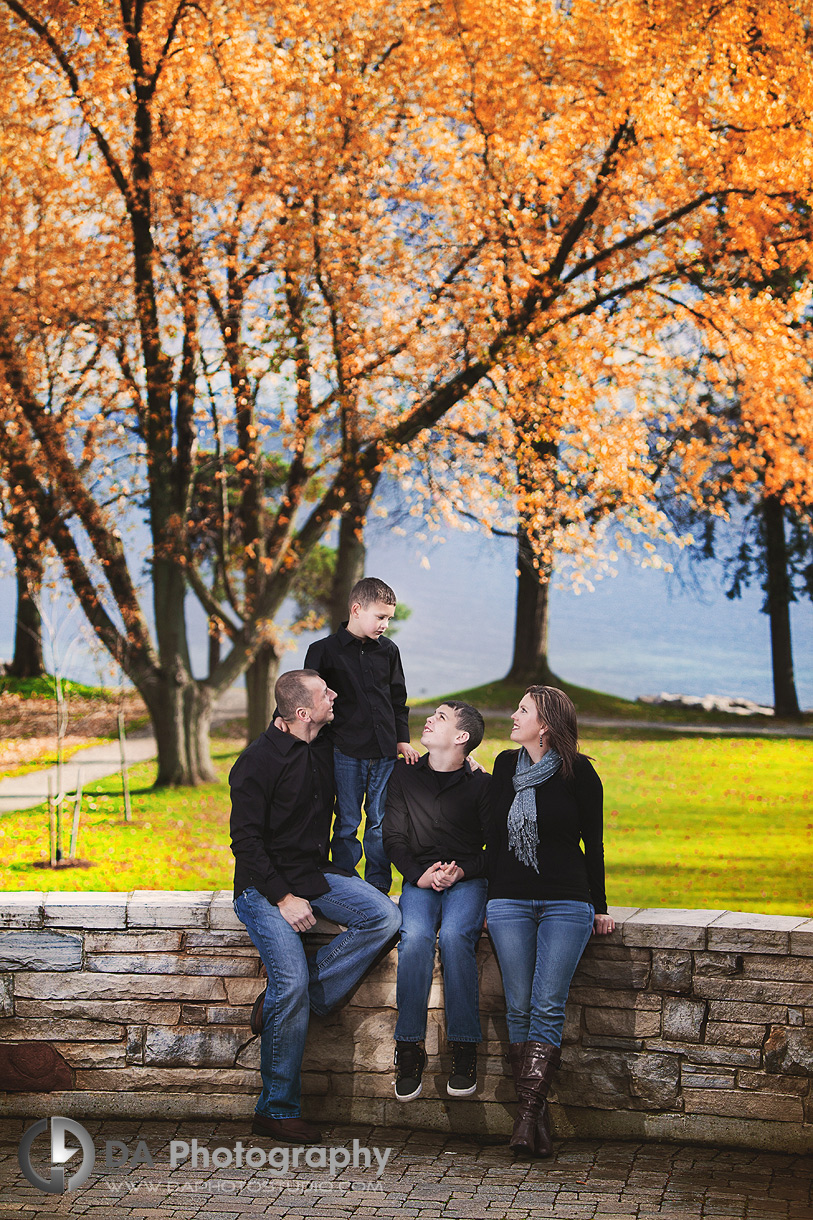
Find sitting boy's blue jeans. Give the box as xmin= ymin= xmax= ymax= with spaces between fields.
xmin=395 ymin=877 xmax=487 ymax=1044
xmin=234 ymin=879 xmax=401 ymax=1119
xmin=332 ymin=749 xmax=395 ymax=892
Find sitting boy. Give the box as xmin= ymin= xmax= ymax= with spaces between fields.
xmin=383 ymin=700 xmax=490 ymax=1099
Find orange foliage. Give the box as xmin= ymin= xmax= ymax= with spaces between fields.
xmin=0 ymin=0 xmax=812 ymax=777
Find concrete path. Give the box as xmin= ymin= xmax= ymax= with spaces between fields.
xmin=0 ymin=1119 xmax=810 ymax=1220
xmin=0 ymin=734 xmax=158 ymax=817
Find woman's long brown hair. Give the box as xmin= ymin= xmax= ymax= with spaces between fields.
xmin=525 ymin=685 xmax=580 ymax=778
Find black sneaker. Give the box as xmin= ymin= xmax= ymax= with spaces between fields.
xmin=447 ymin=1041 xmax=477 ymax=1097
xmin=394 ymin=1042 xmax=426 ymax=1101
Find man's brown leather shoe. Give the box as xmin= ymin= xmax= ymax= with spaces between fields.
xmin=251 ymin=1114 xmax=322 ymax=1144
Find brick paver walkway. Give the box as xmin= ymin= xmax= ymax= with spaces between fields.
xmin=0 ymin=1120 xmax=811 ymax=1220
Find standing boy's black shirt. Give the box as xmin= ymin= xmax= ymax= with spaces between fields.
xmin=229 ymin=724 xmax=347 ymax=904
xmin=304 ymin=623 xmax=409 ymax=759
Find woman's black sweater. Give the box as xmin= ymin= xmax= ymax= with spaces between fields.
xmin=486 ymin=749 xmax=608 ymax=914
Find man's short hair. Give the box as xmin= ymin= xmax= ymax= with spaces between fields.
xmin=275 ymin=669 xmax=321 ymax=722
xmin=348 ymin=576 xmax=396 ymax=612
xmin=443 ymin=700 xmax=485 ymax=755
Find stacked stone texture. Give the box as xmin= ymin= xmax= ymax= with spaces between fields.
xmin=0 ymin=892 xmax=811 ymax=1152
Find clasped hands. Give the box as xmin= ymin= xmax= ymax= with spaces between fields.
xmin=417 ymin=860 xmax=464 ymax=891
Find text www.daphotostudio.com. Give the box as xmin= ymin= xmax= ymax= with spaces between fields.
xmin=104 ymin=1176 xmax=385 ymax=1196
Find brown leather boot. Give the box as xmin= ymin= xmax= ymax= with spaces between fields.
xmin=507 ymin=1041 xmax=551 ymax=1154
xmin=508 ymin=1041 xmax=561 ymax=1158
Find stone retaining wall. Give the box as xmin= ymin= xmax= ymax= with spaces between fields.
xmin=1 ymin=892 xmax=811 ymax=1152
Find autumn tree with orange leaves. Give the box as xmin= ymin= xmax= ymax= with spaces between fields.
xmin=1 ymin=0 xmax=813 ymax=783
xmin=390 ymin=328 xmax=686 ymax=687
xmin=644 ymin=284 xmax=813 ymax=718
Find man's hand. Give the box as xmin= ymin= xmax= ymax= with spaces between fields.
xmin=278 ymin=893 xmax=316 ymax=931
xmin=398 ymin=741 xmax=420 ymax=764
xmin=593 ymin=913 xmax=616 ymax=935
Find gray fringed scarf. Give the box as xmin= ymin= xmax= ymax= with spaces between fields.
xmin=507 ymin=747 xmax=563 ymax=872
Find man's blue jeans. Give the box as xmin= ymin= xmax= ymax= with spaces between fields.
xmin=234 ymin=877 xmax=401 ymax=1119
xmin=395 ymin=878 xmax=487 ymax=1043
xmin=332 ymin=748 xmax=395 ymax=892
xmin=486 ymin=898 xmax=594 ymax=1046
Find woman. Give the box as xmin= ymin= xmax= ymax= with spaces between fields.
xmin=486 ymin=685 xmax=615 ymax=1158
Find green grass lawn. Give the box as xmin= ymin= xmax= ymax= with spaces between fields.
xmin=0 ymin=741 xmax=243 ymax=894
xmin=474 ymin=730 xmax=813 ymax=917
xmin=0 ymin=728 xmax=810 ymax=917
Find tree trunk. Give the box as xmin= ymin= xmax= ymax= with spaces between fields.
xmin=329 ymin=477 xmax=379 ymax=631
xmin=245 ymin=641 xmax=283 ymax=742
xmin=8 ymin=547 xmax=45 ymax=678
xmin=184 ymin=682 xmax=216 ymax=783
xmin=504 ymin=426 xmax=559 ymax=688
xmin=329 ymin=512 xmax=367 ymax=631
xmin=763 ymin=495 xmax=801 ymax=719
xmin=141 ymin=672 xmax=216 ymax=786
xmin=503 ymin=526 xmax=558 ymax=686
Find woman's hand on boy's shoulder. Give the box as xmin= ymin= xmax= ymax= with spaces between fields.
xmin=398 ymin=741 xmax=421 ymax=764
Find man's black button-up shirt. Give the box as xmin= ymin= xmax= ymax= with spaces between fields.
xmin=230 ymin=724 xmax=345 ymax=904
xmin=382 ymin=755 xmax=491 ymax=885
xmin=304 ymin=624 xmax=409 ymax=760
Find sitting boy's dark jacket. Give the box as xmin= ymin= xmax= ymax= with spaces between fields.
xmin=229 ymin=724 xmax=347 ymax=904
xmin=383 ymin=756 xmax=491 ymax=885
xmin=304 ymin=624 xmax=409 ymax=759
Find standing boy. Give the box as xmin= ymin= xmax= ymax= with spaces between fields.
xmin=230 ymin=669 xmax=401 ymax=1143
xmin=304 ymin=576 xmax=419 ymax=893
xmin=383 ymin=701 xmax=490 ymax=1101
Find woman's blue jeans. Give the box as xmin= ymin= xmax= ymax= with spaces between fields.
xmin=395 ymin=878 xmax=488 ymax=1043
xmin=486 ymin=898 xmax=594 ymax=1046
xmin=234 ymin=878 xmax=401 ymax=1119
xmin=332 ymin=748 xmax=395 ymax=892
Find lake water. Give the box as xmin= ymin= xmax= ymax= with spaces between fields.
xmin=314 ymin=522 xmax=813 ymax=707
xmin=1 ymin=522 xmax=810 ymax=709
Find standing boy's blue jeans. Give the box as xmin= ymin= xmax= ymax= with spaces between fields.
xmin=486 ymin=899 xmax=594 ymax=1046
xmin=234 ymin=877 xmax=401 ymax=1119
xmin=395 ymin=878 xmax=487 ymax=1043
xmin=332 ymin=748 xmax=395 ymax=892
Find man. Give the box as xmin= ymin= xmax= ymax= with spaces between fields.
xmin=382 ymin=700 xmax=490 ymax=1101
xmin=230 ymin=669 xmax=402 ymax=1144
